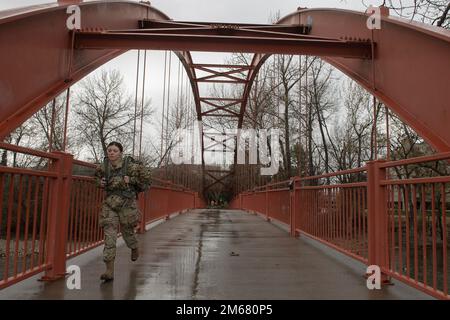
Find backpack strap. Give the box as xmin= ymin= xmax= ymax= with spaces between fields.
xmin=122 ymin=155 xmax=138 ymax=199
xmin=103 ymin=156 xmax=110 ymax=181
xmin=122 ymin=155 xmax=130 ymax=177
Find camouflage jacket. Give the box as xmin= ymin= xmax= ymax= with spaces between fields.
xmin=94 ymin=157 xmax=151 ymax=199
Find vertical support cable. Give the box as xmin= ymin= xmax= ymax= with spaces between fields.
xmin=304 ymin=55 xmax=309 ymax=177
xmin=161 ymin=51 xmax=168 ymax=162
xmin=62 ymin=29 xmax=75 ymax=152
xmin=165 ymin=51 xmax=172 ymax=178
xmin=275 ymin=55 xmax=281 ymax=182
xmin=385 ymin=106 xmax=390 ymax=161
xmin=298 ymin=54 xmax=302 ymax=177
xmin=372 ymin=95 xmax=378 ymax=160
xmin=66 ymin=30 xmax=75 ymax=82
xmin=62 ymin=88 xmax=70 ymax=152
xmin=180 ymin=62 xmax=185 ymax=186
xmin=385 ymin=106 xmax=391 ymax=180
xmin=139 ymin=50 xmax=147 ymax=159
xmin=133 ymin=50 xmax=141 ymax=156
xmin=190 ymin=78 xmax=195 ymax=189
xmin=175 ymin=59 xmax=181 ymax=184
xmin=49 ymin=99 xmax=56 ymax=152
xmin=181 ymin=68 xmax=188 ymax=188
xmin=371 ymin=27 xmax=378 ymax=160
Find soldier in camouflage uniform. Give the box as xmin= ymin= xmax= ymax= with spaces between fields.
xmin=94 ymin=141 xmax=149 ymax=281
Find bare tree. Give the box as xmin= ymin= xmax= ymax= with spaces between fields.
xmin=74 ymin=69 xmax=153 ymax=163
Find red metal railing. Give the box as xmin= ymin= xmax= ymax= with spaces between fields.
xmin=379 ymin=154 xmax=449 ymax=300
xmin=232 ymin=155 xmax=449 ymax=300
xmin=297 ymin=167 xmax=369 ymax=263
xmin=138 ymin=177 xmax=202 ymax=227
xmin=0 ymin=143 xmax=59 ymax=288
xmin=67 ymin=160 xmax=104 ymax=258
xmin=0 ymin=142 xmax=203 ymax=289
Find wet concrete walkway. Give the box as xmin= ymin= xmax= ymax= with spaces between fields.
xmin=0 ymin=209 xmax=432 ymax=300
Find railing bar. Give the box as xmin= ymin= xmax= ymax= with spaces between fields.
xmin=398 ymin=185 xmax=403 ymax=276
xmin=38 ymin=178 xmax=49 ymax=269
xmin=22 ymin=175 xmax=33 ymax=274
xmin=13 ymin=174 xmax=24 ymax=277
xmin=405 ymin=184 xmax=410 ymax=279
xmin=389 ymin=184 xmax=395 ymax=272
xmin=4 ymin=173 xmax=15 ymax=281
xmin=422 ymin=184 xmax=427 ymax=288
xmin=30 ymin=177 xmax=40 ymax=270
xmin=441 ymin=182 xmax=448 ymax=296
xmin=431 ymin=184 xmax=437 ymax=290
xmin=412 ymin=184 xmax=419 ymax=283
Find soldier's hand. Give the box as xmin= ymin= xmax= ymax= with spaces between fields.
xmin=100 ymin=178 xmax=106 ymax=187
xmin=124 ymin=176 xmax=130 ymax=184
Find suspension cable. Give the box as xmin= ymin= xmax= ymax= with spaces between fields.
xmin=371 ymin=27 xmax=378 ymax=160
xmin=189 ymin=73 xmax=195 ymax=187
xmin=175 ymin=58 xmax=181 ymax=184
xmin=62 ymin=87 xmax=71 ymax=152
xmin=180 ymin=64 xmax=188 ymax=187
xmin=304 ymin=55 xmax=309 ymax=177
xmin=161 ymin=51 xmax=167 ymax=164
xmin=138 ymin=50 xmax=147 ymax=159
xmin=386 ymin=106 xmax=390 ymax=161
xmin=49 ymin=98 xmax=56 ymax=152
xmin=132 ymin=50 xmax=140 ymax=156
xmin=165 ymin=51 xmax=172 ymax=178
xmin=298 ymin=54 xmax=302 ymax=178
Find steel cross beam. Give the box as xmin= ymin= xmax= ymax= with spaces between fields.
xmin=203 ymin=134 xmax=235 ymax=152
xmin=138 ymin=19 xmax=313 ymax=35
xmin=194 ymin=65 xmax=250 ymax=83
xmin=75 ymin=18 xmax=372 ymax=59
xmin=204 ymin=170 xmax=234 ymax=190
xmin=75 ymin=31 xmax=372 ymax=58
xmin=200 ymin=98 xmax=242 ymax=117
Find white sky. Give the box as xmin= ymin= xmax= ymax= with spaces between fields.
xmin=0 ymin=0 xmax=383 ymax=161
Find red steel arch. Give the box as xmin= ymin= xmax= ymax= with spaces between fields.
xmin=276 ymin=8 xmax=450 ymax=153
xmin=0 ymin=1 xmax=201 ymax=140
xmin=241 ymin=9 xmax=450 ymax=153
xmin=1 ymin=1 xmax=449 ymax=156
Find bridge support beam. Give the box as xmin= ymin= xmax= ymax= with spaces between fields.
xmin=367 ymin=160 xmax=391 ymax=284
xmin=41 ymin=151 xmax=73 ymax=281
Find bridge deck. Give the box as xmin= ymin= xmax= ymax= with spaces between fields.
xmin=0 ymin=209 xmax=432 ymax=300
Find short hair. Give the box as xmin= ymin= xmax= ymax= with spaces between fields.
xmin=107 ymin=141 xmax=123 ymax=153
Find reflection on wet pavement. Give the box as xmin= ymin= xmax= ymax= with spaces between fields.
xmin=0 ymin=209 xmax=433 ymax=300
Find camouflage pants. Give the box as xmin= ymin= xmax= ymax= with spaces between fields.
xmin=100 ymin=195 xmax=140 ymax=262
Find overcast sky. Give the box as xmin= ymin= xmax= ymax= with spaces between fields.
xmin=0 ymin=0 xmax=381 ymax=160
xmin=0 ymin=0 xmax=372 ymax=15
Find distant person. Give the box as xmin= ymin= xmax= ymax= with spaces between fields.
xmin=94 ymin=141 xmax=151 ymax=282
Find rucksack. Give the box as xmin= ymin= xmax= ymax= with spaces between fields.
xmin=103 ymin=155 xmax=151 ymax=196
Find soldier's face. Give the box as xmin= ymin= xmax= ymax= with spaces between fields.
xmin=107 ymin=146 xmax=122 ymax=162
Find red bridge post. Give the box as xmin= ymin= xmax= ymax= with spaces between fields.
xmin=367 ymin=159 xmax=391 ymax=284
xmin=41 ymin=151 xmax=73 ymax=281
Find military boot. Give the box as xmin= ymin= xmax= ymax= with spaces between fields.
xmin=131 ymin=248 xmax=139 ymax=261
xmin=100 ymin=260 xmax=114 ymax=281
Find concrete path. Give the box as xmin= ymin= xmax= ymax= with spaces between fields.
xmin=0 ymin=209 xmax=433 ymax=300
